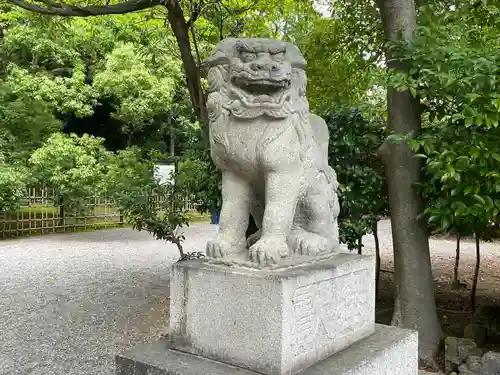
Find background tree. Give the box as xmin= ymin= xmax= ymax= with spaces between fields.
xmin=92 ymin=42 xmax=182 ymax=145
xmin=394 ymin=1 xmax=500 ymax=310
xmin=292 ymin=0 xmax=385 ymax=111
xmin=0 ymin=144 xmax=28 ymax=213
xmin=28 ymin=133 xmax=110 ymax=215
xmin=376 ymin=0 xmax=443 ymax=365
xmin=324 ymin=107 xmax=387 ymax=297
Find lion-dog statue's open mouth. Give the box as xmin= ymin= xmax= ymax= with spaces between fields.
xmin=204 ymin=38 xmax=340 ymax=267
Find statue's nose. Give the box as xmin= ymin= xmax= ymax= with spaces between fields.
xmin=250 ymin=61 xmax=279 ymax=72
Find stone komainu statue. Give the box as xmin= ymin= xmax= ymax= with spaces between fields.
xmin=204 ymin=38 xmax=340 ymax=266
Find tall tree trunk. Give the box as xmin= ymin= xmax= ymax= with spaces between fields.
xmin=453 ymin=233 xmax=460 ymax=288
xmin=373 ymin=220 xmax=381 ymax=300
xmin=165 ymin=0 xmax=208 ymax=126
xmin=376 ymin=0 xmax=442 ymax=365
xmin=169 ymin=125 xmax=176 ymax=157
xmin=471 ymin=235 xmax=481 ymax=311
xmin=357 ymin=236 xmax=363 ymax=255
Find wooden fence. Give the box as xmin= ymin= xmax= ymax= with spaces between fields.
xmin=0 ymin=187 xmax=197 ymax=239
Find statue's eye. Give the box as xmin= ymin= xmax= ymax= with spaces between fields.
xmin=240 ymin=52 xmax=256 ymax=62
xmin=272 ymin=52 xmax=285 ymax=61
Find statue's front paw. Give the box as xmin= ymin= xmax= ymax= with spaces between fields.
xmin=249 ymin=236 xmax=289 ymax=265
xmin=288 ymin=230 xmax=331 ymax=256
xmin=206 ymin=236 xmax=246 ymax=259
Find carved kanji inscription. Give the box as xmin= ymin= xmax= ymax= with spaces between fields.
xmin=290 ymin=269 xmax=371 ymax=356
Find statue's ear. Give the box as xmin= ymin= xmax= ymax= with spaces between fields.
xmin=285 ymin=42 xmax=307 ymax=70
xmin=202 ymin=51 xmax=230 ymax=71
xmin=202 ymin=38 xmax=238 ymax=71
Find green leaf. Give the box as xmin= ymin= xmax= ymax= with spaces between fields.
xmin=429 ymin=215 xmax=440 ymax=223
xmin=441 ymin=216 xmax=451 ymax=230
xmin=473 ymin=194 xmax=486 ymax=205
xmin=485 ymin=196 xmax=494 ymax=207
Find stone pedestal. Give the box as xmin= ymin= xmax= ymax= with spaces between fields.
xmin=116 ymin=253 xmax=418 ymax=375
xmin=170 ymin=253 xmax=375 ymax=375
xmin=116 ymin=324 xmax=418 ymax=375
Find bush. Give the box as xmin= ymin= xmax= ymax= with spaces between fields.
xmin=175 ymin=149 xmax=221 ymax=214
xmin=0 ymin=160 xmax=28 ymax=213
xmin=323 ymin=108 xmax=387 ymax=252
xmin=29 ymin=132 xmax=109 ymax=213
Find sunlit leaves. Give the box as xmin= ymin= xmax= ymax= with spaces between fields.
xmin=6 ymin=64 xmax=97 ymax=117
xmin=388 ymin=3 xmax=499 ymax=130
xmin=93 ymin=42 xmax=181 ymax=131
xmin=29 ymin=133 xmax=109 ymax=211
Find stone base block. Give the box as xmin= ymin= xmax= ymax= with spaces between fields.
xmin=116 ymin=324 xmax=418 ymax=375
xmin=169 ymin=253 xmax=375 ymax=375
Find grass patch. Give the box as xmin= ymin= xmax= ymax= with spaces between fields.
xmin=187 ymin=211 xmax=210 ymax=223
xmin=1 ymin=205 xmax=210 ymax=239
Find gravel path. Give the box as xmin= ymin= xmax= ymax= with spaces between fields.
xmin=0 ymin=224 xmax=216 ymax=375
xmin=1 ymin=220 xmax=499 ymax=375
xmin=363 ymin=220 xmax=500 ymax=290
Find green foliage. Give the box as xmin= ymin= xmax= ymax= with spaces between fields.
xmin=324 ymin=108 xmax=387 ymax=251
xmin=5 ymin=64 xmax=97 ymax=117
xmin=390 ymin=2 xmax=500 ymax=238
xmin=389 ymin=3 xmax=499 ymax=129
xmin=119 ymin=182 xmax=191 ymax=258
xmin=0 ymin=81 xmax=62 ymax=160
xmin=292 ymin=0 xmax=385 ymax=110
xmin=410 ymin=127 xmax=500 ymax=236
xmin=0 ymin=158 xmax=28 ymax=213
xmin=104 ymin=146 xmax=158 ymax=202
xmin=93 ymin=42 xmax=181 ymax=135
xmin=1 ymin=9 xmax=189 ymax=152
xmin=176 ymin=148 xmax=222 ymax=213
xmin=28 ymin=133 xmax=109 ymax=212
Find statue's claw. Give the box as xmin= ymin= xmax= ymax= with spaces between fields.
xmin=249 ymin=236 xmax=289 ymax=266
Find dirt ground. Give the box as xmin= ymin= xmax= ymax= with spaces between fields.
xmin=365 ymin=221 xmax=500 ymax=354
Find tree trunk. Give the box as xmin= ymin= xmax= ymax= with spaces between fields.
xmin=170 ymin=126 xmax=176 ymax=157
xmin=376 ymin=0 xmax=442 ymax=365
xmin=373 ymin=220 xmax=381 ymax=300
xmin=471 ymin=235 xmax=480 ymax=311
xmin=165 ymin=0 xmax=208 ymax=126
xmin=453 ymin=233 xmax=460 ymax=288
xmin=357 ymin=236 xmax=363 ymax=255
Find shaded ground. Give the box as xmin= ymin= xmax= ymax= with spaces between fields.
xmin=363 ymin=220 xmax=500 ymax=346
xmin=1 ymin=220 xmax=499 ymax=374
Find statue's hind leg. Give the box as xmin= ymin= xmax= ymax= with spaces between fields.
xmin=288 ymin=173 xmax=339 ymax=256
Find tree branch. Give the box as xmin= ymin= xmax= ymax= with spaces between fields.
xmin=218 ymin=0 xmax=259 ymax=15
xmin=186 ymin=0 xmax=203 ymax=27
xmin=8 ymin=0 xmax=162 ymax=16
xmin=190 ymin=25 xmax=202 ymax=66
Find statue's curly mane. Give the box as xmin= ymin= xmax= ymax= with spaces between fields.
xmin=206 ymin=55 xmax=316 ymax=158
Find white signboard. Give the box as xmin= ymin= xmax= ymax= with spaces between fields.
xmin=154 ymin=164 xmax=175 ymax=185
